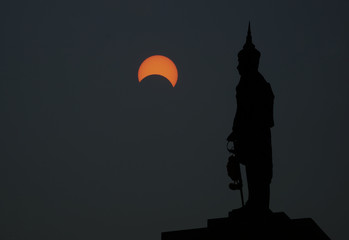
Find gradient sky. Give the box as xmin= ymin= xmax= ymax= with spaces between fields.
xmin=1 ymin=1 xmax=349 ymax=239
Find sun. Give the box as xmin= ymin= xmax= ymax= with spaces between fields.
xmin=138 ymin=55 xmax=178 ymax=87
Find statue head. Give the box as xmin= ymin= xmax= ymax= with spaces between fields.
xmin=237 ymin=22 xmax=261 ymax=76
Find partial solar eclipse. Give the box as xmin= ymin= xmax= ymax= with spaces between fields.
xmin=138 ymin=55 xmax=178 ymax=87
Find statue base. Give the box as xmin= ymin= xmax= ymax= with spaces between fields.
xmin=161 ymin=212 xmax=330 ymax=240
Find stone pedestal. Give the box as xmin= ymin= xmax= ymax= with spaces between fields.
xmin=162 ymin=212 xmax=330 ymax=240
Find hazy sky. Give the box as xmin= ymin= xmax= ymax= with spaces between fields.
xmin=1 ymin=1 xmax=349 ymax=239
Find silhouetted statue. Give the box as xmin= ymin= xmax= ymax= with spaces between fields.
xmin=162 ymin=23 xmax=331 ymax=240
xmin=227 ymin=23 xmax=274 ymax=216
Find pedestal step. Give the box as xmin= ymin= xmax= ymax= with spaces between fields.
xmin=162 ymin=212 xmax=330 ymax=240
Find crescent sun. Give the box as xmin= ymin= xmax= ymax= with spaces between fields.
xmin=138 ymin=55 xmax=178 ymax=87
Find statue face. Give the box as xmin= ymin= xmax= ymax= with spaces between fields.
xmin=237 ymin=58 xmax=258 ymax=76
xmin=237 ymin=60 xmax=246 ymax=76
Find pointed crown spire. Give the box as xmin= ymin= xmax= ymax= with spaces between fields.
xmin=238 ymin=22 xmax=260 ymax=68
xmin=245 ymin=22 xmax=253 ymax=48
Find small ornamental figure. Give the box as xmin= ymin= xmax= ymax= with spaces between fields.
xmin=227 ymin=23 xmax=275 ymax=216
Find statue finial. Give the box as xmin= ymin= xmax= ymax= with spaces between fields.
xmin=247 ymin=21 xmax=251 ymax=39
xmin=238 ymin=22 xmax=261 ymax=68
xmin=244 ymin=21 xmax=254 ymax=49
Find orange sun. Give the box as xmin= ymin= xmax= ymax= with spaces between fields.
xmin=138 ymin=55 xmax=178 ymax=87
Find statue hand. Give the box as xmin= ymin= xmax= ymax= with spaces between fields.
xmin=227 ymin=131 xmax=236 ymax=142
xmin=227 ymin=155 xmax=241 ymax=182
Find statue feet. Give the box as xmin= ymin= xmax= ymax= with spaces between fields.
xmin=229 ymin=203 xmax=272 ymax=220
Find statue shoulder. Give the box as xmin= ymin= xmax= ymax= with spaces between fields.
xmin=257 ymin=73 xmax=274 ymax=98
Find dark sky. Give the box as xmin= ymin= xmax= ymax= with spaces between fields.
xmin=1 ymin=0 xmax=348 ymax=239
